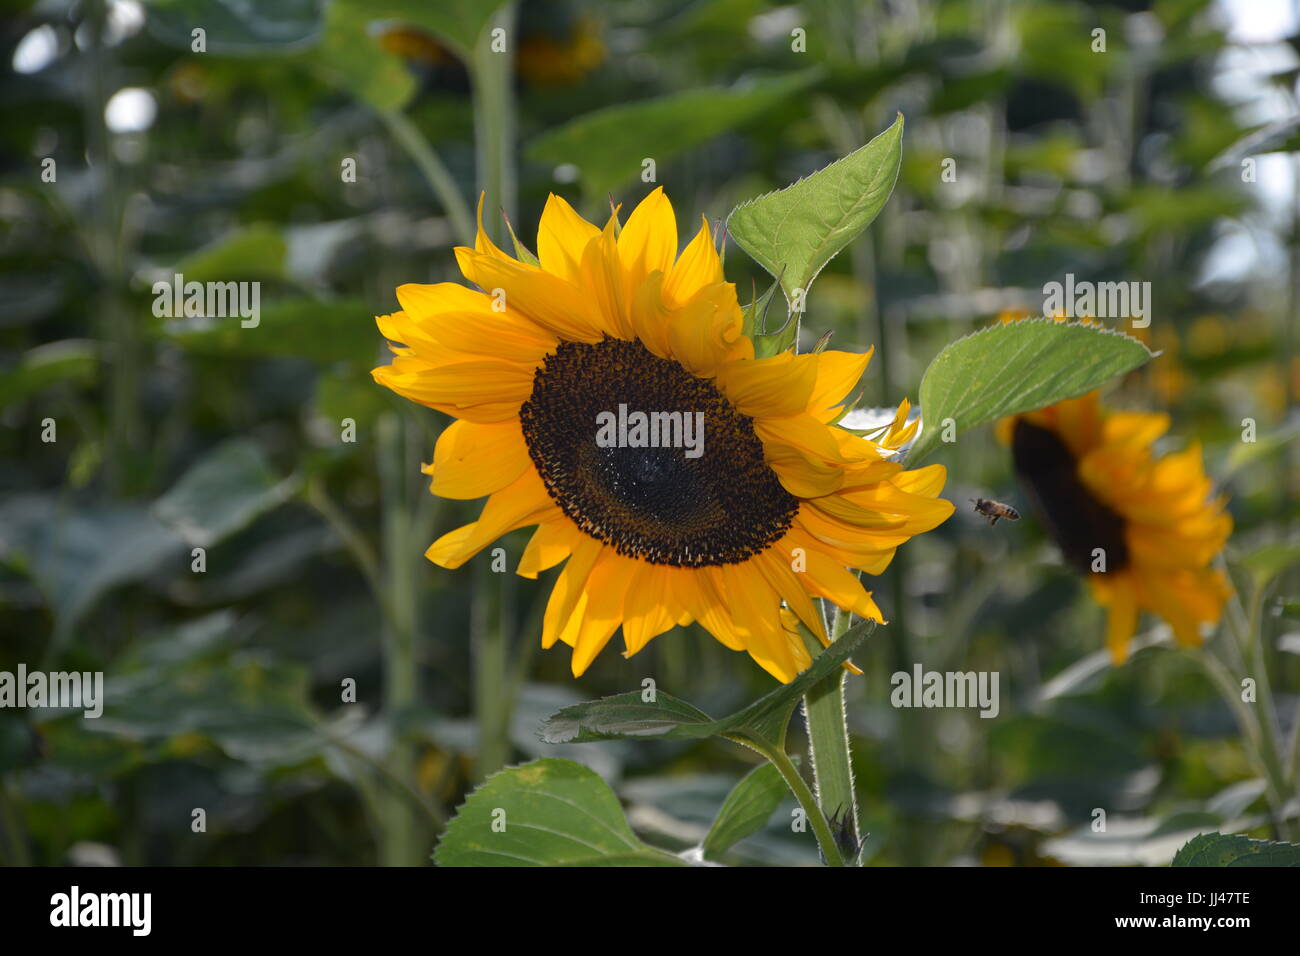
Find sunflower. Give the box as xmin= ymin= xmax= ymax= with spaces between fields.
xmin=372 ymin=188 xmax=953 ymax=682
xmin=999 ymin=391 xmax=1232 ymax=663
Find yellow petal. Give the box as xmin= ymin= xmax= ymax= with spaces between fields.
xmin=618 ymin=186 xmax=677 ymax=290
xmin=425 ymin=469 xmax=557 ymax=569
xmin=427 ymin=419 xmax=531 ymax=499
xmin=517 ymin=518 xmax=579 ymax=579
xmin=662 ymin=216 xmax=723 ymax=307
xmin=537 ymin=193 xmax=600 ymax=284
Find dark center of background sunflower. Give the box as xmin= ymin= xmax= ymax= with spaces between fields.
xmin=519 ymin=338 xmax=798 ymax=566
xmin=1011 ymin=420 xmax=1130 ymax=574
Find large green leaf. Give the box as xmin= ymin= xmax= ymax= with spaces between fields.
xmin=434 ymin=758 xmax=685 ymax=867
xmin=1172 ymin=832 xmax=1300 ymax=867
xmin=727 ymin=114 xmax=903 ymax=309
xmin=527 ymin=72 xmax=819 ymax=199
xmin=701 ymin=762 xmax=789 ymax=860
xmin=311 ymin=0 xmax=417 ymax=112
xmin=542 ymin=619 xmax=875 ymax=748
xmin=154 ymin=439 xmax=299 ymax=548
xmin=0 ymin=495 xmax=184 ymax=648
xmin=145 ymin=0 xmax=325 ymax=54
xmin=905 ymin=319 xmax=1154 ymax=465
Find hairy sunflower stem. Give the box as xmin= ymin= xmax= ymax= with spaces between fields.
xmin=801 ymin=609 xmax=860 ymax=861
xmin=749 ymin=738 xmax=846 ymax=867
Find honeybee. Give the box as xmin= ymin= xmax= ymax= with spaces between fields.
xmin=971 ymin=497 xmax=1020 ymax=526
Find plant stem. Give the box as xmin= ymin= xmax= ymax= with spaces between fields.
xmin=83 ymin=0 xmax=138 ymax=493
xmin=378 ymin=109 xmax=474 ymax=246
xmin=471 ymin=4 xmax=518 ymax=245
xmin=748 ymin=737 xmax=846 ymax=867
xmin=1196 ymin=649 xmax=1294 ymax=838
xmin=801 ymin=610 xmax=860 ymax=856
xmin=465 ymin=3 xmax=518 ymax=782
xmin=377 ymin=412 xmax=424 ymax=864
xmin=472 ymin=557 xmax=512 ymax=779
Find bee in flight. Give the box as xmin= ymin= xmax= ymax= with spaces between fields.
xmin=971 ymin=497 xmax=1020 ymax=526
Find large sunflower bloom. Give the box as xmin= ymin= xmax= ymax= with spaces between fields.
xmin=1000 ymin=392 xmax=1232 ymax=663
xmin=372 ymin=188 xmax=953 ymax=682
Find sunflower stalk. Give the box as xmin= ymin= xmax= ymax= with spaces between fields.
xmin=377 ymin=412 xmax=426 ymax=865
xmin=800 ymin=608 xmax=861 ymax=863
xmin=467 ymin=1 xmax=519 ymax=781
xmin=471 ymin=3 xmax=518 ymax=245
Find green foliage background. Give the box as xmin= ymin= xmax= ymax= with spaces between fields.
xmin=1 ymin=0 xmax=1297 ymax=866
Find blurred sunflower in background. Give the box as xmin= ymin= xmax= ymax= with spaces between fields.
xmin=372 ymin=189 xmax=953 ymax=682
xmin=999 ymin=391 xmax=1232 ymax=663
xmin=374 ymin=0 xmax=604 ymax=92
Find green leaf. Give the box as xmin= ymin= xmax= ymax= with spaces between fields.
xmin=701 ymin=762 xmax=789 ymax=859
xmin=169 ymin=224 xmax=287 ymax=283
xmin=376 ymin=0 xmax=510 ymax=61
xmin=905 ymin=319 xmax=1154 ymax=465
xmin=145 ymin=0 xmax=325 ymax=55
xmin=527 ymin=72 xmax=819 ymax=199
xmin=1172 ymin=832 xmax=1300 ymax=866
xmin=728 ymin=113 xmax=903 ymax=309
xmin=1237 ymin=541 xmax=1300 ymax=597
xmin=0 ymin=340 xmax=98 ymax=409
xmin=160 ymin=297 xmax=379 ymax=363
xmin=434 ymin=758 xmax=685 ymax=867
xmin=154 ymin=439 xmax=299 ymax=548
xmin=311 ymin=0 xmax=417 ymax=112
xmin=0 ymin=496 xmax=184 ymax=648
xmin=542 ymin=619 xmax=875 ymax=748
xmin=1223 ymin=423 xmax=1300 ymax=479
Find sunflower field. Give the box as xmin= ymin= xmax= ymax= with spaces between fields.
xmin=2 ymin=0 xmax=1300 ymax=885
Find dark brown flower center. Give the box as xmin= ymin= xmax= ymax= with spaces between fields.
xmin=1011 ymin=419 xmax=1130 ymax=574
xmin=519 ymin=337 xmax=798 ymax=566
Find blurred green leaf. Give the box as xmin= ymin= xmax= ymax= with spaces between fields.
xmin=527 ymin=72 xmax=819 ymax=198
xmin=145 ymin=0 xmax=325 ymax=55
xmin=93 ymin=650 xmax=324 ymax=765
xmin=906 ymin=320 xmax=1154 ymax=464
xmin=542 ymin=620 xmax=874 ymax=747
xmin=0 ymin=496 xmax=183 ymax=648
xmin=0 ymin=340 xmax=98 ymax=409
xmin=701 ymin=761 xmax=788 ymax=859
xmin=728 ymin=113 xmax=902 ymax=311
xmin=311 ymin=0 xmax=417 ymax=112
xmin=382 ymin=0 xmax=509 ymax=61
xmin=1172 ymin=832 xmax=1300 ymax=866
xmin=1237 ymin=541 xmax=1300 ymax=596
xmin=160 ymin=297 xmax=378 ymax=363
xmin=1223 ymin=423 xmax=1300 ymax=479
xmin=154 ymin=439 xmax=299 ymax=548
xmin=169 ymin=224 xmax=287 ymax=283
xmin=434 ymin=758 xmax=685 ymax=866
